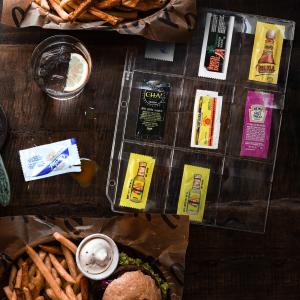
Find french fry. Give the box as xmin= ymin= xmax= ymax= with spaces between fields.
xmin=32 ymin=271 xmax=44 ymax=298
xmin=75 ymin=273 xmax=83 ymax=285
xmin=38 ymin=251 xmax=47 ymax=261
xmin=66 ymin=284 xmax=77 ymax=300
xmin=69 ymin=0 xmax=93 ymax=22
xmin=51 ymin=268 xmax=62 ymax=287
xmin=25 ymin=246 xmax=69 ymax=300
xmin=47 ymin=12 xmax=64 ymax=24
xmin=49 ymin=0 xmax=70 ymax=20
xmin=44 ymin=256 xmax=52 ymax=271
xmin=3 ymin=286 xmax=13 ymax=300
xmin=15 ymin=268 xmax=22 ymax=289
xmin=23 ymin=287 xmax=33 ymax=300
xmin=8 ymin=265 xmax=17 ymax=290
xmin=60 ymin=259 xmax=68 ymax=269
xmin=53 ymin=233 xmax=77 ymax=254
xmin=95 ymin=0 xmax=121 ymax=9
xmin=49 ymin=254 xmax=76 ymax=284
xmin=21 ymin=262 xmax=29 ymax=288
xmin=46 ymin=289 xmax=58 ymax=300
xmin=34 ymin=0 xmax=50 ymax=10
xmin=89 ymin=7 xmax=120 ymax=25
xmin=77 ymin=293 xmax=82 ymax=300
xmin=39 ymin=245 xmax=62 ymax=255
xmin=65 ymin=1 xmax=98 ymax=22
xmin=60 ymin=0 xmax=72 ymax=7
xmin=41 ymin=0 xmax=50 ymax=10
xmin=29 ymin=265 xmax=36 ymax=279
xmin=17 ymin=258 xmax=24 ymax=268
xmin=105 ymin=10 xmax=138 ymax=19
xmin=80 ymin=277 xmax=89 ymax=300
xmin=61 ymin=245 xmax=77 ymax=278
xmin=11 ymin=290 xmax=17 ymax=300
xmin=35 ymin=297 xmax=44 ymax=300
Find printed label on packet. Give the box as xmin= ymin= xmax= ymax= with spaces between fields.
xmin=136 ymin=80 xmax=170 ymax=140
xmin=240 ymin=91 xmax=274 ymax=159
xmin=19 ymin=138 xmax=81 ymax=182
xmin=191 ymin=89 xmax=223 ymax=149
xmin=198 ymin=13 xmax=235 ymax=80
xmin=248 ymin=22 xmax=285 ymax=84
xmin=177 ymin=164 xmax=210 ymax=222
xmin=120 ymin=153 xmax=155 ymax=210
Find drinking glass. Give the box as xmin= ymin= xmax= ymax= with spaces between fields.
xmin=31 ymin=35 xmax=92 ymax=100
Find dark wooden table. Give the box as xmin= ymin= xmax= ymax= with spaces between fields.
xmin=0 ymin=0 xmax=300 ymax=299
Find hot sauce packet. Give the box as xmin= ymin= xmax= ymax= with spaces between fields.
xmin=240 ymin=90 xmax=274 ymax=159
xmin=191 ymin=89 xmax=223 ymax=149
xmin=177 ymin=164 xmax=210 ymax=222
xmin=248 ymin=22 xmax=285 ymax=84
xmin=120 ymin=153 xmax=155 ymax=210
xmin=198 ymin=13 xmax=235 ymax=80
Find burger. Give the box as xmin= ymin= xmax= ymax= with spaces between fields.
xmin=92 ymin=251 xmax=169 ymax=300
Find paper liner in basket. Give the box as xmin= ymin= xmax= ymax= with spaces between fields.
xmin=0 ymin=0 xmax=197 ymax=42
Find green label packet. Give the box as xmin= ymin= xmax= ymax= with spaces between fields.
xmin=177 ymin=164 xmax=210 ymax=222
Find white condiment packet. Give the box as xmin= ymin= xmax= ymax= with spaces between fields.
xmin=19 ymin=138 xmax=81 ymax=182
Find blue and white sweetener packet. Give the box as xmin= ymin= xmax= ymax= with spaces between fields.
xmin=19 ymin=138 xmax=81 ymax=182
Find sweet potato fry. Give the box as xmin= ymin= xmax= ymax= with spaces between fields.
xmin=3 ymin=286 xmax=13 ymax=300
xmin=80 ymin=277 xmax=89 ymax=300
xmin=66 ymin=285 xmax=77 ymax=300
xmin=39 ymin=245 xmax=62 ymax=255
xmin=23 ymin=287 xmax=33 ymax=300
xmin=53 ymin=233 xmax=77 ymax=254
xmin=21 ymin=262 xmax=29 ymax=288
xmin=8 ymin=265 xmax=17 ymax=290
xmin=35 ymin=297 xmax=44 ymax=300
xmin=95 ymin=0 xmax=121 ymax=9
xmin=11 ymin=290 xmax=17 ymax=300
xmin=15 ymin=268 xmax=22 ymax=289
xmin=25 ymin=246 xmax=69 ymax=300
xmin=89 ymin=7 xmax=120 ymax=25
xmin=68 ymin=0 xmax=93 ymax=22
xmin=61 ymin=245 xmax=77 ymax=278
xmin=49 ymin=0 xmax=69 ymax=20
xmin=49 ymin=254 xmax=75 ymax=284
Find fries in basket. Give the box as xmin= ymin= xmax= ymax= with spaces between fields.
xmin=3 ymin=232 xmax=88 ymax=300
xmin=31 ymin=0 xmax=169 ymax=25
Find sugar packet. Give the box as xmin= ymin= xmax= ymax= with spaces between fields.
xmin=19 ymin=138 xmax=81 ymax=182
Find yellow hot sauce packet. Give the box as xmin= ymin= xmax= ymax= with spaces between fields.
xmin=177 ymin=164 xmax=210 ymax=222
xmin=248 ymin=22 xmax=285 ymax=84
xmin=120 ymin=153 xmax=155 ymax=210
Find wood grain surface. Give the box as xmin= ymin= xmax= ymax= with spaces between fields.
xmin=0 ymin=0 xmax=299 ymax=299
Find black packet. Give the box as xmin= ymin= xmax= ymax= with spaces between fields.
xmin=136 ymin=80 xmax=170 ymax=140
